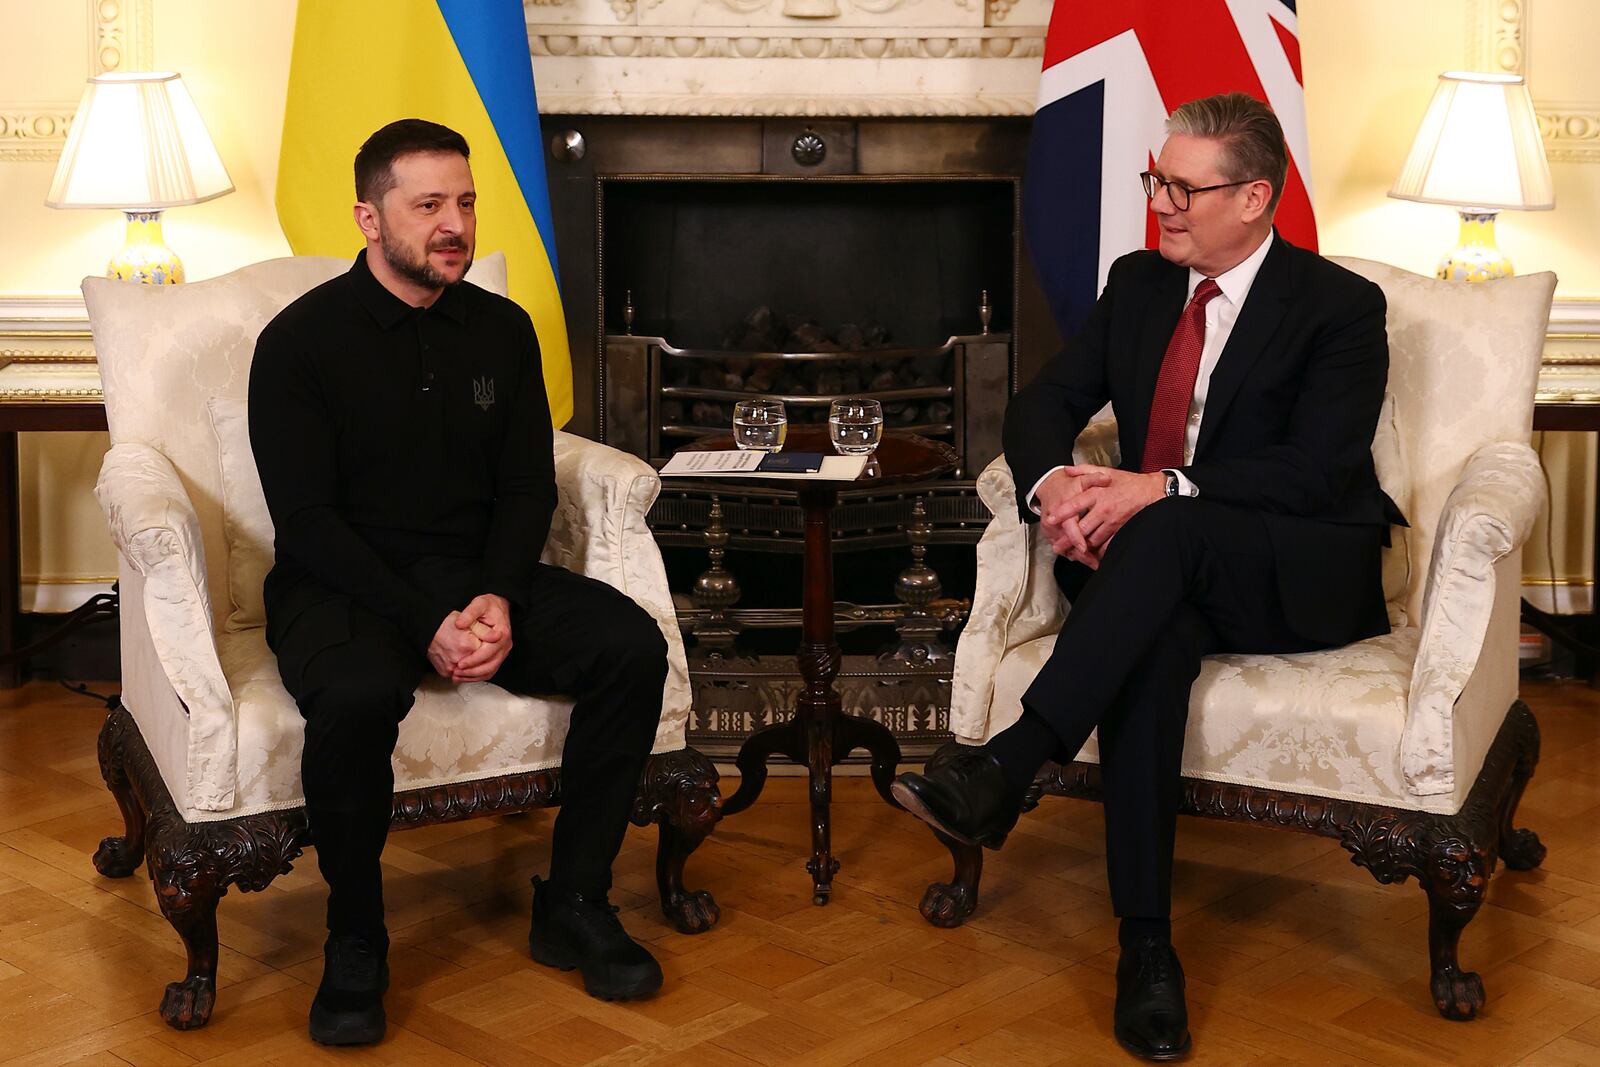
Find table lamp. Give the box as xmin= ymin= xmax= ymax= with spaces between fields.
xmin=1388 ymin=71 xmax=1554 ymax=281
xmin=45 ymin=72 xmax=233 ymax=285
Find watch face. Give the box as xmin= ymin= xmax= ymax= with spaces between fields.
xmin=1165 ymin=473 xmax=1179 ymax=497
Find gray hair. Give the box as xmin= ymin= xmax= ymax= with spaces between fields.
xmin=1166 ymin=92 xmax=1288 ymax=214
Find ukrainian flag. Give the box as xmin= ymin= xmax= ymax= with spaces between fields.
xmin=276 ymin=0 xmax=572 ymax=427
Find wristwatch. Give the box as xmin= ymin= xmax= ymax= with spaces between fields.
xmin=1163 ymin=471 xmax=1180 ymax=498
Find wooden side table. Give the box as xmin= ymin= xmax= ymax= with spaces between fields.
xmin=1528 ymin=396 xmax=1600 ymax=682
xmin=682 ymin=428 xmax=958 ymax=903
xmin=0 ymin=357 xmax=111 ymax=687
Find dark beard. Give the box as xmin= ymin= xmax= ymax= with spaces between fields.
xmin=379 ymin=229 xmax=472 ymax=291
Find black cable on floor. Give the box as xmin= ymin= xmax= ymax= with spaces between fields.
xmin=58 ymin=679 xmax=118 ymax=710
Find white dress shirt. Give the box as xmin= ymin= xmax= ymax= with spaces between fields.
xmin=1028 ymin=230 xmax=1275 ymax=513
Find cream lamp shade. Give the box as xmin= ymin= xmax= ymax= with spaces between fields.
xmin=46 ymin=71 xmax=233 ymax=284
xmin=1388 ymin=72 xmax=1553 ymax=281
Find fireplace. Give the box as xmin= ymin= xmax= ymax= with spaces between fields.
xmin=599 ymin=175 xmax=1015 ymax=475
xmin=540 ymin=115 xmax=1057 ymax=758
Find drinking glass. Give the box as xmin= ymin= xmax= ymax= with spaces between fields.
xmin=733 ymin=398 xmax=787 ymax=452
xmin=828 ymin=398 xmax=884 ymax=455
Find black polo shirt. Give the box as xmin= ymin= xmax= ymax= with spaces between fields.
xmin=248 ymin=249 xmax=555 ymax=650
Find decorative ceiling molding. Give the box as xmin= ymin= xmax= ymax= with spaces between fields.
xmin=0 ymin=0 xmax=153 ymax=163
xmin=1469 ymin=0 xmax=1599 ymax=163
xmin=1469 ymin=0 xmax=1527 ymax=76
xmin=530 ymin=32 xmax=1042 ymax=61
xmin=538 ymin=90 xmax=1037 ymax=117
xmin=1540 ymin=105 xmax=1600 ymax=164
xmin=527 ymin=0 xmax=1045 ymax=117
xmin=92 ymin=0 xmax=156 ymax=75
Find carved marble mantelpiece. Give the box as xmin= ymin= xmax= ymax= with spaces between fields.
xmin=524 ymin=0 xmax=1050 ymax=116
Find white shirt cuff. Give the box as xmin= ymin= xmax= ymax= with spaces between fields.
xmin=1164 ymin=468 xmax=1199 ymax=497
xmin=1026 ymin=465 xmax=1067 ymax=515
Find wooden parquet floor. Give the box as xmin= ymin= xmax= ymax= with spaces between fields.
xmin=4 ymin=680 xmax=1600 ymax=1065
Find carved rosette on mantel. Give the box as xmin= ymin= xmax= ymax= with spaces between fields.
xmin=523 ymin=0 xmax=1049 ymax=116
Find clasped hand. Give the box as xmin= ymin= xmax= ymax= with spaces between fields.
xmin=427 ymin=593 xmax=513 ymax=683
xmin=1036 ymin=465 xmax=1167 ymax=569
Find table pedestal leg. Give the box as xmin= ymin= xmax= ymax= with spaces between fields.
xmin=720 ymin=485 xmax=908 ymax=903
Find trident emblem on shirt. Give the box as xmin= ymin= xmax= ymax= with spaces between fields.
xmin=473 ymin=376 xmax=495 ymax=411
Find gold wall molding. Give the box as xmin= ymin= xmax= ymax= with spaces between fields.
xmin=0 ymin=0 xmax=153 ymax=162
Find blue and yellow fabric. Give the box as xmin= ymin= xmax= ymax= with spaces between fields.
xmin=276 ymin=0 xmax=572 ymax=426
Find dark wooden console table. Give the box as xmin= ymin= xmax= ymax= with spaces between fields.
xmin=1526 ymin=397 xmax=1600 ymax=682
xmin=681 ymin=428 xmax=958 ymax=903
xmin=0 ymin=357 xmax=111 ymax=687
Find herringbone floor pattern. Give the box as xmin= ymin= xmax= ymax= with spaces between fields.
xmin=4 ymin=679 xmax=1600 ymax=1064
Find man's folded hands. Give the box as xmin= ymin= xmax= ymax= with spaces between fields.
xmin=427 ymin=593 xmax=514 ymax=683
xmin=1036 ymin=465 xmax=1167 ymax=568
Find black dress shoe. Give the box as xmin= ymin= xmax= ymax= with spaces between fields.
xmin=890 ymin=748 xmax=1021 ymax=849
xmin=1114 ymin=936 xmax=1191 ymax=1061
xmin=309 ymin=933 xmax=390 ymax=1046
xmin=528 ymin=876 xmax=664 ymax=1001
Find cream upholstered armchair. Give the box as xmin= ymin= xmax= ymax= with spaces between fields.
xmin=82 ymin=255 xmax=722 ymax=1031
xmin=920 ymin=259 xmax=1556 ymax=1021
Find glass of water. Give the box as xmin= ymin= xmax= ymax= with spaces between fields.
xmin=829 ymin=398 xmax=884 ymax=455
xmin=733 ymin=398 xmax=787 ymax=452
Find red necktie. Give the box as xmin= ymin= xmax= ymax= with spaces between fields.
xmin=1140 ymin=278 xmax=1222 ymax=473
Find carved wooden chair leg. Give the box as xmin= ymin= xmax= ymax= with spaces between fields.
xmin=920 ymin=829 xmax=983 ymax=928
xmin=92 ymin=706 xmax=146 ymax=878
xmin=915 ymin=740 xmax=989 ymax=927
xmin=636 ymin=748 xmax=723 ymax=934
xmin=1420 ymin=840 xmax=1491 ymax=1021
xmin=1499 ymin=704 xmax=1546 ymax=871
xmin=154 ymin=877 xmax=222 ymax=1030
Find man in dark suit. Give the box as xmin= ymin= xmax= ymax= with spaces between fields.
xmin=893 ymin=92 xmax=1403 ymax=1061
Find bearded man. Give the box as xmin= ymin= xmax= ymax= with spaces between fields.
xmin=250 ymin=119 xmax=668 ymax=1045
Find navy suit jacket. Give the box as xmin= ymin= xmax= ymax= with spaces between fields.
xmin=1003 ymin=232 xmax=1405 ymax=646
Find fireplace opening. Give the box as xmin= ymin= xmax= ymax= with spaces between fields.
xmin=586 ymin=158 xmax=1026 ymax=760
xmin=600 ymin=177 xmax=1015 ymax=349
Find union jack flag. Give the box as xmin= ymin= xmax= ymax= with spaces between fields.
xmin=1026 ymin=0 xmax=1317 ymax=337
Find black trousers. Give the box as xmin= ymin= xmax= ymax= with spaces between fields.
xmin=270 ymin=559 xmax=668 ymax=935
xmin=1021 ymin=498 xmax=1378 ymax=919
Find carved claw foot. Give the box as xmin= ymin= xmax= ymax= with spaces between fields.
xmin=1431 ymin=966 xmax=1485 ymax=1021
xmin=664 ymin=888 xmax=721 ymax=934
xmin=920 ymin=880 xmax=976 ymax=928
xmin=159 ymin=976 xmax=217 ymax=1030
xmin=92 ymin=835 xmax=143 ymax=878
xmin=637 ymin=748 xmax=723 ymax=935
xmin=1500 ymin=827 xmax=1546 ymax=871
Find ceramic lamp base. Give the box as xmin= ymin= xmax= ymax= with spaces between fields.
xmin=108 ymin=210 xmax=185 ymax=285
xmin=1436 ymin=209 xmax=1513 ymax=282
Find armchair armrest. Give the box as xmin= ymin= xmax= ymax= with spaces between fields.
xmin=949 ymin=420 xmax=1125 ymax=742
xmin=1402 ymin=441 xmax=1545 ymax=796
xmin=545 ymin=431 xmax=690 ymax=746
xmin=1073 ymin=417 xmax=1122 ymax=468
xmin=95 ymin=443 xmax=236 ymax=810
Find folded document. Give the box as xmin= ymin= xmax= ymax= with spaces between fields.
xmin=660 ymin=450 xmax=868 ymax=480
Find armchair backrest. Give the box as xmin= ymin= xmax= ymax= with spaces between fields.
xmin=83 ymin=254 xmax=508 ymax=630
xmin=1328 ymin=259 xmax=1555 ymax=625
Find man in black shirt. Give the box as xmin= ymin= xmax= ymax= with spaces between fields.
xmin=251 ymin=119 xmax=669 ymax=1046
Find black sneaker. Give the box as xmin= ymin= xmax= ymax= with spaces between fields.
xmin=309 ymin=933 xmax=390 ymax=1046
xmin=528 ymin=876 xmax=663 ymax=1001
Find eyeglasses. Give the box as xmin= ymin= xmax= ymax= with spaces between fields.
xmin=1140 ymin=171 xmax=1254 ymax=211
